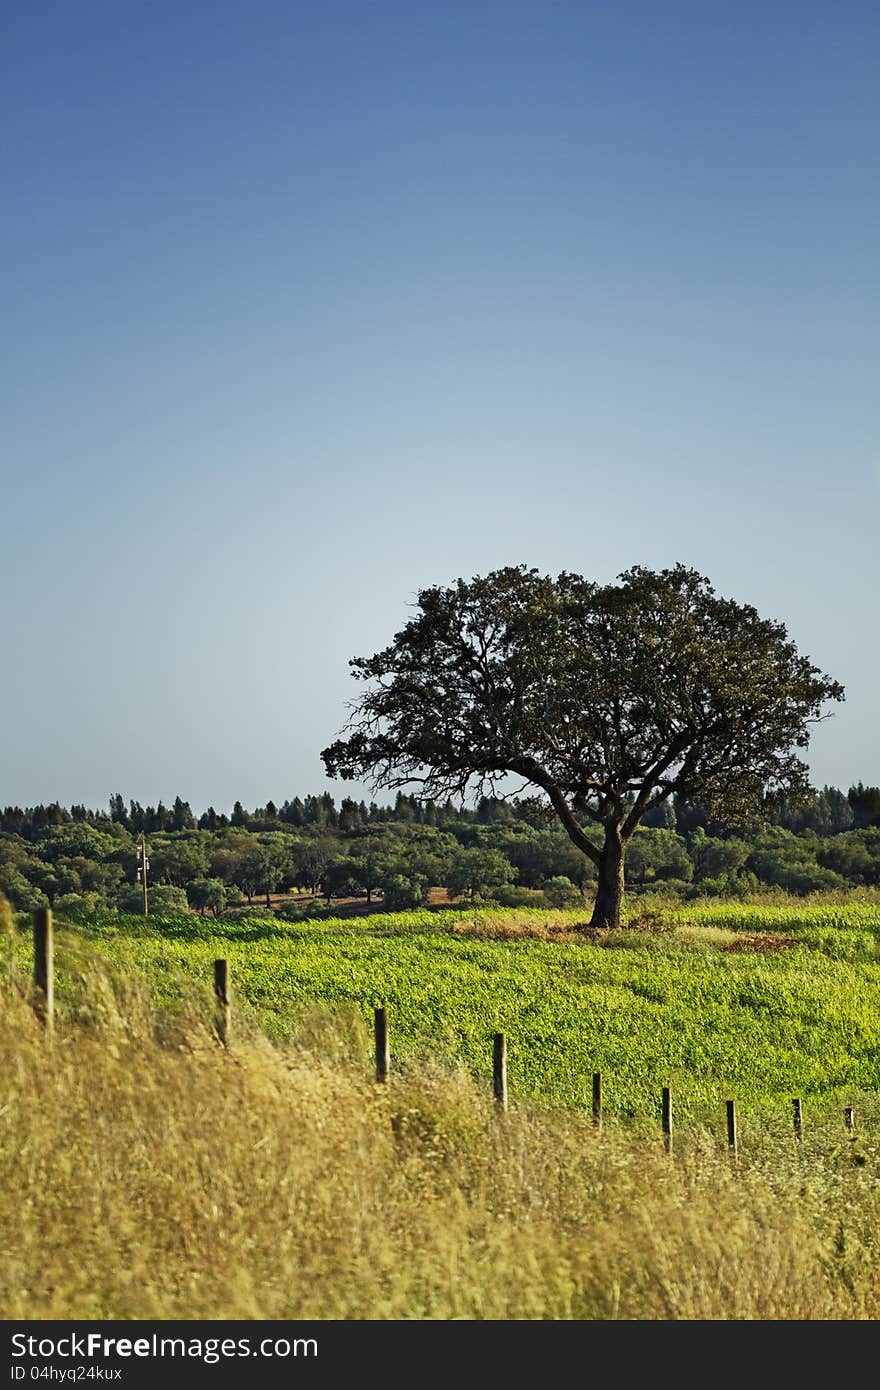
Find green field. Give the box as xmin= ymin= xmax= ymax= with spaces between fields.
xmin=23 ymin=897 xmax=880 ymax=1124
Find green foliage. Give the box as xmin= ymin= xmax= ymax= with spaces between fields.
xmin=185 ymin=878 xmax=234 ymax=916
xmin=541 ymin=876 xmax=583 ymax=907
xmin=35 ymin=823 xmax=120 ymax=863
xmin=379 ymin=872 xmax=428 ymax=910
xmin=117 ymin=884 xmax=147 ymax=914
xmin=146 ymin=885 xmax=190 ymax=914
xmin=148 ymin=834 xmax=209 ymax=887
xmin=626 ymin=828 xmax=694 ymax=884
xmin=0 ymin=863 xmax=48 ymax=911
xmin=492 ymin=885 xmax=549 ymax=908
xmin=688 ymin=869 xmax=759 ymax=900
xmin=446 ymin=847 xmax=515 ymax=899
xmin=53 ymin=891 xmax=114 ymax=918
xmin=818 ymin=829 xmax=880 ymax=886
xmin=747 ymin=828 xmax=849 ymax=894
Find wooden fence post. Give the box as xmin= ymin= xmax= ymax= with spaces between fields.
xmin=214 ymin=958 xmax=230 ymax=1047
xmin=33 ymin=907 xmax=54 ymax=1031
xmin=662 ymin=1085 xmax=672 ymax=1155
xmin=493 ymin=1033 xmax=508 ymax=1112
xmin=374 ymin=1007 xmax=389 ymax=1083
xmin=726 ymin=1099 xmax=738 ymax=1158
xmin=792 ymin=1097 xmax=803 ymax=1142
xmin=592 ymin=1071 xmax=602 ymax=1130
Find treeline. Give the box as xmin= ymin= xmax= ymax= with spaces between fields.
xmin=4 ymin=782 xmax=880 ymax=838
xmin=1 ymin=784 xmax=879 ymax=919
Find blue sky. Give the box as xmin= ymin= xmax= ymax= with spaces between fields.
xmin=2 ymin=0 xmax=878 ymax=813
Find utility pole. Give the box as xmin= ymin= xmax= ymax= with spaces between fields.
xmin=136 ymin=832 xmax=150 ymax=915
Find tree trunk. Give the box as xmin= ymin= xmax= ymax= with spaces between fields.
xmin=589 ymin=828 xmax=625 ymax=930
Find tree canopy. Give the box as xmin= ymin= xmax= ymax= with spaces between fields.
xmin=322 ymin=565 xmax=844 ymax=928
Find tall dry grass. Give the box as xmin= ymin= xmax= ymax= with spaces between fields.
xmin=2 ymin=936 xmax=880 ymax=1319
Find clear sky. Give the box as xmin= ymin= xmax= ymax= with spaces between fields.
xmin=2 ymin=0 xmax=878 ymax=814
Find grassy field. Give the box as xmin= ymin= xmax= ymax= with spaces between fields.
xmin=7 ymin=896 xmax=880 ymax=1319
xmin=19 ymin=896 xmax=880 ymax=1123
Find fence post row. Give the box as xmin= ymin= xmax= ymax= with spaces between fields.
xmin=23 ymin=921 xmax=870 ymax=1151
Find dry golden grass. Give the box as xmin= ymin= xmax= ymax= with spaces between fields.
xmin=3 ymin=936 xmax=880 ymax=1322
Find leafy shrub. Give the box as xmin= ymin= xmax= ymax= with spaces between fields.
xmin=688 ymin=870 xmax=760 ymax=900
xmin=53 ymin=891 xmax=113 ymax=918
xmin=117 ymin=883 xmax=189 ymax=915
xmin=491 ymin=885 xmax=547 ymax=909
xmin=380 ymin=873 xmax=427 ymax=910
xmin=541 ymin=876 xmax=583 ymax=908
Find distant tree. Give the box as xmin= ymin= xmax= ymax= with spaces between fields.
xmin=302 ymin=794 xmax=338 ymax=828
xmin=820 ymin=787 xmax=855 ymax=835
xmin=688 ymin=828 xmax=750 ymax=882
xmin=746 ymin=828 xmax=846 ymax=894
xmin=117 ymin=882 xmax=188 ymax=915
xmin=849 ymin=784 xmax=880 ymax=829
xmin=36 ymin=824 xmax=118 ymax=864
xmin=253 ymin=837 xmax=293 ymax=908
xmin=230 ymin=800 xmax=250 ymax=827
xmin=446 ymin=847 xmax=515 ymax=900
xmin=379 ymin=870 xmax=428 ymax=910
xmin=323 ymin=857 xmax=364 ymax=901
xmin=344 ymin=830 xmax=399 ymax=903
xmin=54 ymin=855 xmax=124 ymax=900
xmin=232 ymin=842 xmax=266 ymax=904
xmin=186 ymin=878 xmax=232 ymax=917
xmin=818 ymin=829 xmax=880 ymax=886
xmin=323 ymin=566 xmax=843 ymax=929
xmin=144 ymin=883 xmax=189 ymax=914
xmin=0 ymin=863 xmax=47 ymax=911
xmin=280 ymin=797 xmax=305 ymax=827
xmin=148 ymin=835 xmax=209 ymax=887
xmin=53 ymin=890 xmax=110 ymax=917
xmin=641 ymin=799 xmax=677 ymax=830
xmin=625 ymin=828 xmax=693 ymax=885
xmin=117 ymin=884 xmax=146 ymax=913
xmin=393 ymin=791 xmax=417 ymax=823
xmin=171 ymin=797 xmax=196 ymax=831
xmin=292 ymin=838 xmax=339 ymax=895
xmin=338 ymin=797 xmax=364 ymax=832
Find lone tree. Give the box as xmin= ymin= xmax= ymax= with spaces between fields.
xmin=322 ymin=566 xmax=843 ymax=929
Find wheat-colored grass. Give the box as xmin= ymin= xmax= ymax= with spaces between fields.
xmin=3 ymin=940 xmax=880 ymax=1321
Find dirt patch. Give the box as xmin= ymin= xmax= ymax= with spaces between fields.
xmin=721 ymin=934 xmax=798 ymax=954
